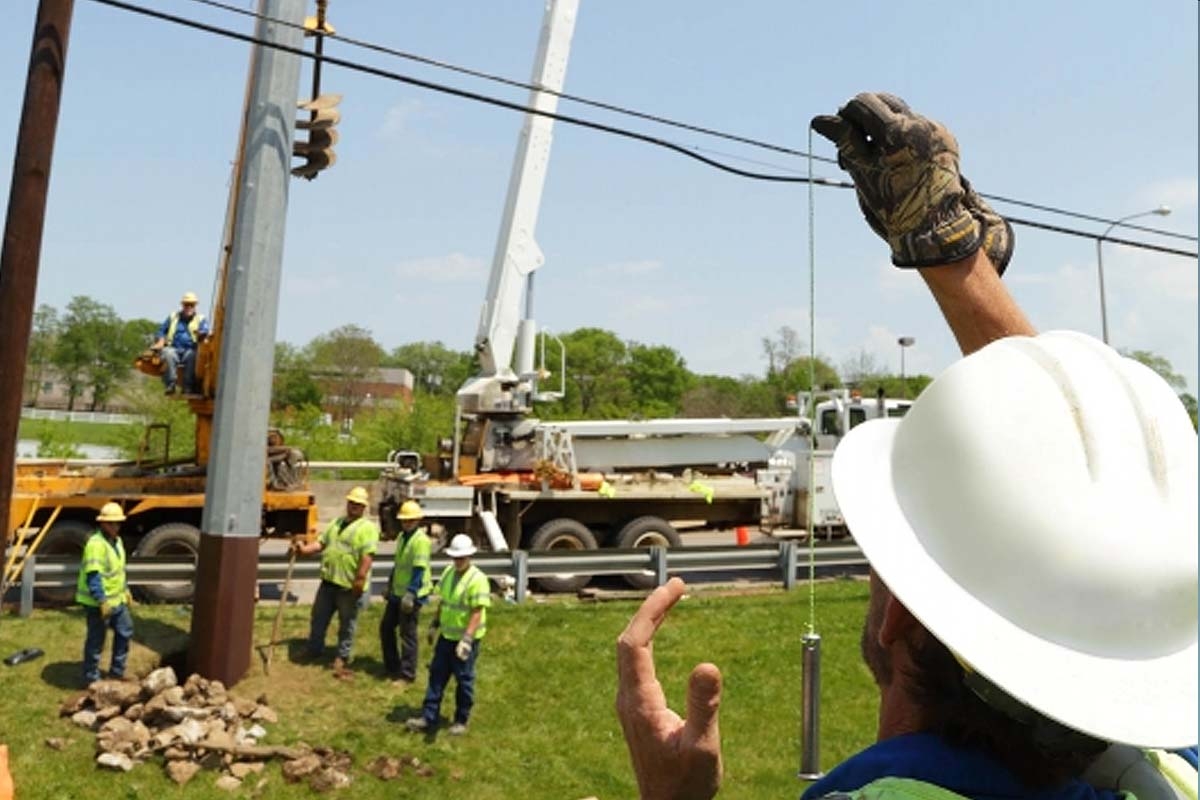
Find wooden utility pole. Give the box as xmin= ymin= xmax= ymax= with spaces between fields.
xmin=0 ymin=1 xmax=75 ymax=548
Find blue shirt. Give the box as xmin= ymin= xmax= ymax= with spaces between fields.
xmin=157 ymin=311 xmax=209 ymax=351
xmin=802 ymin=733 xmax=1122 ymax=800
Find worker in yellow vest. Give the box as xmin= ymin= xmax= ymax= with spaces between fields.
xmin=150 ymin=291 xmax=209 ymax=394
xmin=380 ymin=500 xmax=433 ymax=687
xmin=75 ymin=502 xmax=133 ymax=686
xmin=293 ymin=486 xmax=379 ymax=679
xmin=406 ymin=534 xmax=491 ymax=736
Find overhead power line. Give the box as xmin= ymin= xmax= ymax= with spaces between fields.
xmin=82 ymin=0 xmax=1200 ymax=260
xmin=179 ymin=0 xmax=1197 ymax=247
xmin=87 ymin=0 xmax=850 ymax=185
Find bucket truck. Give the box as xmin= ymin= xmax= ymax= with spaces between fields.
xmin=377 ymin=0 xmax=915 ymax=591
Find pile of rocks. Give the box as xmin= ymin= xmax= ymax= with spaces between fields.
xmin=58 ymin=666 xmax=351 ymax=792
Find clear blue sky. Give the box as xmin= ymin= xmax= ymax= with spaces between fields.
xmin=2 ymin=1 xmax=1196 ymax=392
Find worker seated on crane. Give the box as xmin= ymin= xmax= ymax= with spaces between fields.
xmin=150 ymin=291 xmax=209 ymax=395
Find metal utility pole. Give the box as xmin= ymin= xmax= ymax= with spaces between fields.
xmin=189 ymin=0 xmax=305 ymax=685
xmin=0 ymin=0 xmax=75 ymax=557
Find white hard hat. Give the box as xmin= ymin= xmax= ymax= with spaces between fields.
xmin=444 ymin=534 xmax=477 ymax=558
xmin=832 ymin=331 xmax=1197 ymax=748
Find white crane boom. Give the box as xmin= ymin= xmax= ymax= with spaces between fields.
xmin=458 ymin=0 xmax=579 ymax=414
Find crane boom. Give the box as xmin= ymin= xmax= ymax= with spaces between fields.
xmin=459 ymin=0 xmax=579 ymax=414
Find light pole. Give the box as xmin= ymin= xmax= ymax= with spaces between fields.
xmin=1097 ymin=205 xmax=1171 ymax=344
xmin=898 ymin=336 xmax=915 ymax=396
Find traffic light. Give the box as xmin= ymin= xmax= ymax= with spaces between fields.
xmin=292 ymin=94 xmax=341 ymax=180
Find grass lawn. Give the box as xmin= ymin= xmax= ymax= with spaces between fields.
xmin=17 ymin=419 xmax=137 ymax=451
xmin=0 ymin=580 xmax=877 ymax=799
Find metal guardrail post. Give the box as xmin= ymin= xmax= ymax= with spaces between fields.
xmin=20 ymin=555 xmax=35 ymax=617
xmin=651 ymin=546 xmax=667 ymax=587
xmin=780 ymin=540 xmax=798 ymax=590
xmin=513 ymin=550 xmax=528 ymax=604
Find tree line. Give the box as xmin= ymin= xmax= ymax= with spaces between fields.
xmin=25 ymin=297 xmax=1196 ymax=445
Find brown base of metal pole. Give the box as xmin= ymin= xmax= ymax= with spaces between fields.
xmin=189 ymin=534 xmax=258 ymax=686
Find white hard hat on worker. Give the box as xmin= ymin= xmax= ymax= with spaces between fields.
xmin=832 ymin=330 xmax=1197 ymax=748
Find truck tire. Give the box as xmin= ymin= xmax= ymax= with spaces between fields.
xmin=34 ymin=518 xmax=93 ymax=605
xmin=135 ymin=522 xmax=201 ymax=603
xmin=527 ymin=518 xmax=597 ymax=594
xmin=616 ymin=516 xmax=682 ymax=590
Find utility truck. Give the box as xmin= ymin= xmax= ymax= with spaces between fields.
xmin=375 ymin=0 xmax=912 ymax=591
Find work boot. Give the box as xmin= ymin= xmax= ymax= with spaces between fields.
xmin=389 ymin=677 xmax=412 ymax=690
xmin=405 ymin=717 xmax=429 ymax=732
xmin=448 ymin=722 xmax=468 ymax=736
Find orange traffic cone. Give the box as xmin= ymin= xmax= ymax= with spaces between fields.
xmin=735 ymin=526 xmax=750 ymax=546
xmin=0 ymin=744 xmax=14 ymax=800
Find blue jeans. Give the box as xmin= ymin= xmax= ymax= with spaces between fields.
xmin=83 ymin=604 xmax=133 ymax=684
xmin=161 ymin=346 xmax=197 ymax=392
xmin=421 ymin=635 xmax=480 ymax=726
xmin=307 ymin=580 xmax=367 ymax=661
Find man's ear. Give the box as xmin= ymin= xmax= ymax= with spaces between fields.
xmin=878 ymin=595 xmax=920 ymax=649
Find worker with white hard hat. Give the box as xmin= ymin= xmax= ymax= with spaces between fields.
xmin=406 ymin=533 xmax=491 ymax=736
xmin=616 ymin=93 xmax=1197 ymax=799
xmin=293 ymin=486 xmax=380 ymax=679
xmin=380 ymin=500 xmax=433 ymax=687
xmin=76 ymin=502 xmax=134 ymax=686
xmin=150 ymin=290 xmax=210 ymax=395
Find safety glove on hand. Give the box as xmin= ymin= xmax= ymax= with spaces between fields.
xmin=426 ymin=625 xmax=438 ymax=647
xmin=123 ymin=589 xmax=134 ymax=607
xmin=960 ymin=176 xmax=1014 ymax=275
xmin=100 ymin=600 xmax=115 ymax=620
xmin=812 ymin=92 xmax=987 ymax=269
xmin=400 ymin=592 xmax=416 ymax=614
xmin=455 ymin=634 xmax=473 ymax=661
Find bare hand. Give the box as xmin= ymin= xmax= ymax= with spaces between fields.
xmin=616 ymin=577 xmax=723 ymax=800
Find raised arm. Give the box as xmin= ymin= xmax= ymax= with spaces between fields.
xmin=812 ymin=91 xmax=1035 ymax=354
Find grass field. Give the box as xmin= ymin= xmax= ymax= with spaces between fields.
xmin=0 ymin=580 xmax=877 ymax=799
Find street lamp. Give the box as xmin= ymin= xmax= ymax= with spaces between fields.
xmin=1097 ymin=205 xmax=1171 ymax=344
xmin=897 ymin=336 xmax=915 ymax=395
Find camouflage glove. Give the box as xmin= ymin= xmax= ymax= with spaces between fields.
xmin=400 ymin=592 xmax=416 ymax=614
xmin=812 ymin=92 xmax=988 ymax=269
xmin=123 ymin=589 xmax=134 ymax=607
xmin=426 ymin=625 xmax=438 ymax=647
xmin=100 ymin=600 xmax=115 ymax=620
xmin=961 ymin=176 xmax=1014 ymax=275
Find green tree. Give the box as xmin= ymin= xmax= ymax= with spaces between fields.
xmin=273 ymin=342 xmax=322 ymax=410
xmin=307 ymin=325 xmax=385 ymax=424
xmin=52 ymin=296 xmax=125 ymax=410
xmin=24 ymin=304 xmax=60 ymax=407
xmin=761 ymin=325 xmax=803 ymax=378
xmin=388 ymin=341 xmax=475 ymax=395
xmin=546 ymin=328 xmax=631 ymax=418
xmin=114 ymin=379 xmax=197 ymax=460
xmin=679 ymin=374 xmax=778 ymax=418
xmin=627 ymin=343 xmax=691 ymax=418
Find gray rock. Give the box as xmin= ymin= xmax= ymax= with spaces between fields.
xmin=166 ymin=759 xmax=200 ymax=785
xmin=229 ymin=762 xmax=265 ymax=779
xmin=215 ymin=774 xmax=242 ymax=792
xmin=141 ymin=667 xmax=178 ymax=696
xmin=96 ymin=752 xmax=134 ymax=772
xmin=91 ymin=680 xmax=142 ymax=709
xmin=250 ymin=706 xmax=278 ymax=724
xmin=71 ymin=710 xmax=98 ymax=729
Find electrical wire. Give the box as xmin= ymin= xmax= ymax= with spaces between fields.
xmin=180 ymin=0 xmax=1197 ymax=246
xmin=85 ymin=0 xmax=1200 ymax=258
xmin=179 ymin=0 xmax=836 ymax=166
xmin=86 ymin=0 xmax=848 ymax=185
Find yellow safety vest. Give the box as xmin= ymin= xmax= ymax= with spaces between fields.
xmin=319 ymin=516 xmax=379 ymax=589
xmin=435 ymin=565 xmax=490 ymax=641
xmin=165 ymin=312 xmax=205 ymax=348
xmin=75 ymin=532 xmax=127 ymax=608
xmin=390 ymin=526 xmax=433 ymax=598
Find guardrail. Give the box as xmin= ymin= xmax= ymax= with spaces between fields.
xmin=10 ymin=542 xmax=866 ymax=616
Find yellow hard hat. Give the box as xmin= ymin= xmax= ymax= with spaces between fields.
xmin=181 ymin=291 xmax=199 ymax=304
xmin=345 ymin=486 xmax=370 ymax=506
xmin=396 ymin=500 xmax=424 ymax=521
xmin=96 ymin=502 xmax=126 ymax=523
